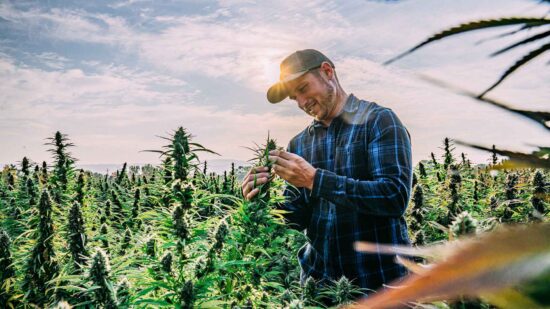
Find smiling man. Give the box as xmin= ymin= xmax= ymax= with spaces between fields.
xmin=241 ymin=49 xmax=413 ymax=298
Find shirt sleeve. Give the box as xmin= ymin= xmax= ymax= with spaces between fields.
xmin=309 ymin=108 xmax=413 ymax=217
xmin=275 ymin=142 xmax=312 ymax=231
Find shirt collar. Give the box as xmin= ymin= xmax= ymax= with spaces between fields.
xmin=307 ymin=93 xmax=357 ymax=135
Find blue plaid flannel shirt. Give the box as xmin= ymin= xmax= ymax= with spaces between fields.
xmin=280 ymin=93 xmax=412 ymax=292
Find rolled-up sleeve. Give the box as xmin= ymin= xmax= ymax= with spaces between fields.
xmin=310 ymin=108 xmax=413 ymax=217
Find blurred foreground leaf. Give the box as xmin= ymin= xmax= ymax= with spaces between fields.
xmin=384 ymin=17 xmax=550 ymax=97
xmin=351 ymin=223 xmax=550 ymax=308
xmin=455 ymin=141 xmax=550 ymax=170
xmin=417 ymin=74 xmax=550 ymax=131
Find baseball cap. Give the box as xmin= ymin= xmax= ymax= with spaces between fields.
xmin=267 ymin=49 xmax=334 ymax=104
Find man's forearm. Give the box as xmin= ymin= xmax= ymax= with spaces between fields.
xmin=309 ymin=168 xmax=411 ymax=217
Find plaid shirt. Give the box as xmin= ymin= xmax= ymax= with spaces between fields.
xmin=280 ymin=93 xmax=412 ymax=292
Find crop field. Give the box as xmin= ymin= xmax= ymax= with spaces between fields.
xmin=0 ymin=129 xmax=548 ymax=308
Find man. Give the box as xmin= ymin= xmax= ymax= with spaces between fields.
xmin=241 ymin=49 xmax=412 ymax=295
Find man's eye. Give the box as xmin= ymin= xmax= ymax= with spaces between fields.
xmin=299 ymin=85 xmax=307 ymax=93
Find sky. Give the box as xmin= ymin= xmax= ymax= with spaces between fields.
xmin=1 ymin=0 xmax=548 ymax=169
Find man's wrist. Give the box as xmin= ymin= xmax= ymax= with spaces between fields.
xmin=306 ymin=167 xmax=317 ymax=190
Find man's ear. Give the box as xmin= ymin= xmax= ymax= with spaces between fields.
xmin=320 ymin=62 xmax=334 ymax=80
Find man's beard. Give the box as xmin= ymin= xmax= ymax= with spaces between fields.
xmin=315 ymin=79 xmax=335 ymax=121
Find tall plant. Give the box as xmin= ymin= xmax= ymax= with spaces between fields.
xmin=45 ymin=131 xmax=76 ymax=204
xmin=23 ymin=189 xmax=59 ymax=306
xmin=68 ymin=201 xmax=88 ymax=270
xmin=0 ymin=229 xmax=16 ymax=308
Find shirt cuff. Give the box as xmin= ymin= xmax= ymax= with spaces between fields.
xmin=310 ymin=168 xmax=345 ymax=199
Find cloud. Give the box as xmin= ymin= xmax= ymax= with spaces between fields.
xmin=0 ymin=53 xmax=308 ymax=164
xmin=0 ymin=2 xmax=137 ymax=47
xmin=0 ymin=55 xmax=190 ymax=111
xmin=1 ymin=0 xmax=548 ymax=167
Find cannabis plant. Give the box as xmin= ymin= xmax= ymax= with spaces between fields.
xmin=23 ymin=189 xmax=60 ymax=306
xmin=45 ymin=131 xmax=76 ymax=204
xmin=68 ymin=201 xmax=88 ymax=270
xmin=88 ymin=248 xmax=117 ymax=308
xmin=0 ymin=229 xmax=16 ymax=307
xmin=450 ymin=211 xmax=478 ymax=238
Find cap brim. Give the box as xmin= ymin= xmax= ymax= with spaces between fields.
xmin=267 ymin=82 xmax=288 ymax=104
xmin=266 ymin=70 xmax=308 ymax=104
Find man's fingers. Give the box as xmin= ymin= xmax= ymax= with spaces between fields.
xmin=248 ymin=172 xmax=270 ymax=183
xmin=242 ymin=167 xmax=270 ymax=197
xmin=252 ymin=166 xmax=269 ymax=173
xmin=278 ymin=150 xmax=295 ymax=160
xmin=246 ymin=188 xmax=259 ymax=201
xmin=247 ymin=176 xmax=269 ymax=191
xmin=268 ymin=155 xmax=291 ymax=168
xmin=272 ymin=164 xmax=289 ymax=178
xmin=269 ymin=149 xmax=294 ymax=160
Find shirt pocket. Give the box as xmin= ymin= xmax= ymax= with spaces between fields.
xmin=334 ymin=140 xmax=365 ymax=178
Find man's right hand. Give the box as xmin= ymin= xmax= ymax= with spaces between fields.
xmin=241 ymin=166 xmax=271 ymax=201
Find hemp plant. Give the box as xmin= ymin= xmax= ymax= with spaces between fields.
xmin=68 ymin=201 xmax=88 ymax=270
xmin=0 ymin=229 xmax=16 ymax=308
xmin=23 ymin=189 xmax=60 ymax=306
xmin=88 ymin=248 xmax=117 ymax=308
xmin=45 ymin=131 xmax=76 ymax=204
xmin=245 ymin=134 xmax=278 ymax=203
xmin=144 ymin=126 xmax=218 ymax=210
xmin=531 ymin=171 xmax=547 ymax=215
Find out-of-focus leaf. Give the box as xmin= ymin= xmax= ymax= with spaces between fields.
xmin=454 ymin=141 xmax=550 ymax=169
xmin=516 ymin=268 xmax=550 ymax=305
xmin=529 ymin=146 xmax=550 ymax=158
xmin=395 ymin=255 xmax=432 ymax=274
xmin=490 ymin=29 xmax=550 ymax=56
xmin=350 ymin=224 xmax=550 ymax=309
xmin=481 ymin=288 xmax=541 ymax=309
xmin=479 ymin=42 xmax=550 ymax=97
xmin=474 ymin=24 xmax=540 ymax=46
xmin=386 ymin=17 xmax=550 ymax=96
xmin=354 ymin=240 xmax=468 ymax=261
xmin=384 ymin=18 xmax=550 ymax=65
xmin=417 ymin=74 xmax=550 ymax=130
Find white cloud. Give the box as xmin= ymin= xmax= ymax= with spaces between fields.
xmin=1 ymin=0 xmax=548 ymax=167
xmin=0 ymin=2 xmax=137 ymax=47
xmin=0 ymin=54 xmax=308 ymax=164
xmin=0 ymin=55 xmax=190 ymax=111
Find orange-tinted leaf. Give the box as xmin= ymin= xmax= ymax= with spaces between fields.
xmin=350 ymin=224 xmax=550 ymax=309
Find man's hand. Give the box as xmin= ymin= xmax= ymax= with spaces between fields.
xmin=268 ymin=150 xmax=316 ymax=190
xmin=241 ymin=166 xmax=271 ymax=201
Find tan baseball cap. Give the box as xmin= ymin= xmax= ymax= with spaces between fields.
xmin=267 ymin=49 xmax=334 ymax=103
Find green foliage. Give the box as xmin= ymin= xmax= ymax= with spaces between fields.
xmin=23 ymin=189 xmax=59 ymax=306
xmin=88 ymin=248 xmax=117 ymax=308
xmin=68 ymin=201 xmax=88 ymax=270
xmin=1 ymin=130 xmax=548 ymax=308
xmin=46 ymin=131 xmax=76 ymax=204
xmin=0 ymin=229 xmax=16 ymax=307
xmin=531 ymin=171 xmax=547 ymax=215
xmin=450 ymin=211 xmax=478 ymax=238
xmin=75 ymin=169 xmax=86 ymax=206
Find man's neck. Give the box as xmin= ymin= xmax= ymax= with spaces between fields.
xmin=320 ymin=88 xmax=348 ymax=127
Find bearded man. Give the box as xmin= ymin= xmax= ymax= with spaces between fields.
xmin=242 ymin=49 xmax=413 ymax=296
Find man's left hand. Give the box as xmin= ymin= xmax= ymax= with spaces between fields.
xmin=268 ymin=150 xmax=317 ymax=190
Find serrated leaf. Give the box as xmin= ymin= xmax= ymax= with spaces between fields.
xmin=385 ymin=18 xmax=550 ymax=65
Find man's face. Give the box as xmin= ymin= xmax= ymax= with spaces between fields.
xmin=287 ymin=68 xmax=336 ymax=123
